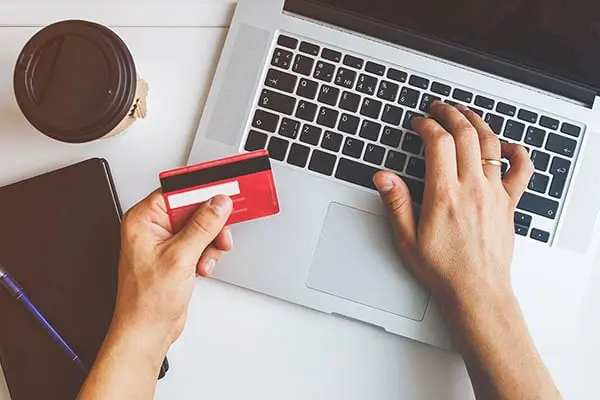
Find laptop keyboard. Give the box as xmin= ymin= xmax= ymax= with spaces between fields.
xmin=243 ymin=33 xmax=585 ymax=245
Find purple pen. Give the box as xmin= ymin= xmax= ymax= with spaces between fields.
xmin=0 ymin=264 xmax=88 ymax=372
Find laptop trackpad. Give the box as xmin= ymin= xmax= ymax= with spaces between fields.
xmin=306 ymin=203 xmax=430 ymax=321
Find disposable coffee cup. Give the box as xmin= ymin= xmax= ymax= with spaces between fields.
xmin=14 ymin=20 xmax=149 ymax=144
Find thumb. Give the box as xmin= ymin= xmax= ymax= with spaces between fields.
xmin=169 ymin=195 xmax=233 ymax=262
xmin=373 ymin=171 xmax=417 ymax=249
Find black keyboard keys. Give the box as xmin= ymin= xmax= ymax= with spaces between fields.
xmin=515 ymin=225 xmax=529 ymax=236
xmin=309 ymin=150 xmax=337 ymax=176
xmin=339 ymin=91 xmax=361 ymax=112
xmin=297 ymin=78 xmax=319 ymax=99
xmin=399 ymin=87 xmax=420 ymax=108
xmin=385 ymin=150 xmax=407 ymax=173
xmin=524 ymin=127 xmax=546 ymax=147
xmin=452 ymin=88 xmax=473 ymax=103
xmin=343 ymin=54 xmax=364 ymax=69
xmin=259 ymin=89 xmax=296 ymax=115
xmin=356 ymin=74 xmax=378 ymax=95
xmin=271 ymin=48 xmax=293 ymax=69
xmin=402 ymin=132 xmax=423 ymax=155
xmin=322 ymin=131 xmax=343 ymax=152
xmin=528 ymin=172 xmax=550 ymax=193
xmin=313 ymin=61 xmax=336 ymax=82
xmin=382 ymin=104 xmax=404 ymax=126
xmin=409 ymin=75 xmax=429 ymax=90
xmin=517 ymin=192 xmax=559 ymax=220
xmin=342 ymin=137 xmax=365 ymax=158
xmin=531 ymin=150 xmax=550 ymax=171
xmin=496 ymin=102 xmax=517 ymax=117
xmin=518 ymin=109 xmax=538 ymax=124
xmin=364 ymin=143 xmax=386 ymax=165
xmin=406 ymin=157 xmax=425 ymax=179
xmin=287 ymin=143 xmax=311 ymax=167
xmin=335 ymin=158 xmax=379 ymax=190
xmin=335 ymin=67 xmax=357 ymax=88
xmin=545 ymin=133 xmax=576 ymax=157
xmin=377 ymin=81 xmax=399 ymax=102
xmin=338 ymin=113 xmax=360 ymax=135
xmin=549 ymin=156 xmax=571 ymax=199
xmin=360 ymin=98 xmax=383 ymax=119
xmin=268 ymin=137 xmax=289 ymax=161
xmin=278 ymin=117 xmax=301 ymax=139
xmin=317 ymin=107 xmax=339 ymax=128
xmin=292 ymin=54 xmax=315 ymax=76
xmin=277 ymin=35 xmax=298 ymax=49
xmin=359 ymin=120 xmax=381 ymax=141
xmin=381 ymin=127 xmax=403 ymax=147
xmin=252 ymin=109 xmax=279 ymax=132
xmin=300 ymin=124 xmax=322 ymax=145
xmin=365 ymin=61 xmax=385 ymax=76
xmin=503 ymin=120 xmax=525 ymax=141
xmin=299 ymin=41 xmax=319 ymax=56
xmin=419 ymin=94 xmax=441 ymax=113
xmin=431 ymin=82 xmax=451 ymax=96
xmin=265 ymin=68 xmax=297 ymax=93
xmin=484 ymin=113 xmax=504 ymax=135
xmin=321 ymin=48 xmax=342 ymax=63
xmin=514 ymin=211 xmax=532 ymax=228
xmin=530 ymin=228 xmax=550 ymax=243
xmin=474 ymin=95 xmax=495 ymax=110
xmin=295 ymin=100 xmax=318 ymax=122
xmin=317 ymin=85 xmax=340 ymax=106
xmin=561 ymin=122 xmax=581 ymax=138
xmin=540 ymin=116 xmax=560 ymax=130
xmin=387 ymin=68 xmax=408 ymax=83
xmin=245 ymin=130 xmax=268 ymax=151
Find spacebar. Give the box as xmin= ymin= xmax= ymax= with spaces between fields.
xmin=335 ymin=158 xmax=380 ymax=191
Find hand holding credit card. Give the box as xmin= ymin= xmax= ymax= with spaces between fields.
xmin=160 ymin=150 xmax=280 ymax=233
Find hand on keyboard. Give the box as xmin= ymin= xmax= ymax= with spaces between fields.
xmin=373 ymin=101 xmax=533 ymax=298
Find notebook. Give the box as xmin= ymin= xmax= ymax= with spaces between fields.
xmin=0 ymin=159 xmax=123 ymax=400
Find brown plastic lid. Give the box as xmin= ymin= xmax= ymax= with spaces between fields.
xmin=14 ymin=20 xmax=137 ymax=143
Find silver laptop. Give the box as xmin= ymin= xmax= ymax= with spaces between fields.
xmin=188 ymin=0 xmax=600 ymax=350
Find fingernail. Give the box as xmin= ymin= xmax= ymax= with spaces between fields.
xmin=226 ymin=229 xmax=234 ymax=249
xmin=203 ymin=258 xmax=216 ymax=276
xmin=209 ymin=196 xmax=232 ymax=217
xmin=375 ymin=175 xmax=396 ymax=193
xmin=430 ymin=100 xmax=442 ymax=107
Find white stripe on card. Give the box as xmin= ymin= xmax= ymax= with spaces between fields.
xmin=168 ymin=181 xmax=240 ymax=209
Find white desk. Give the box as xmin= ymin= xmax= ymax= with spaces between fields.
xmin=0 ymin=2 xmax=598 ymax=399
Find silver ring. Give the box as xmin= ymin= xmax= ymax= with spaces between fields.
xmin=481 ymin=158 xmax=503 ymax=167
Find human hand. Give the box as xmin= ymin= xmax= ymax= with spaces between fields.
xmin=111 ymin=191 xmax=233 ymax=354
xmin=373 ymin=101 xmax=533 ymax=302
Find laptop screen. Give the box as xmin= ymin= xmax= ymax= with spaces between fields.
xmin=306 ymin=0 xmax=600 ymax=93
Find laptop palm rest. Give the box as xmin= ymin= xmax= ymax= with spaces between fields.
xmin=306 ymin=203 xmax=430 ymax=321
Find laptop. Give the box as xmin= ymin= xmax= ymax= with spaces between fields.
xmin=188 ymin=0 xmax=600 ymax=351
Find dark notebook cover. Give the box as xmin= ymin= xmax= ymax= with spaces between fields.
xmin=0 ymin=158 xmax=122 ymax=400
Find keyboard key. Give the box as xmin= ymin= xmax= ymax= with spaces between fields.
xmin=484 ymin=113 xmax=504 ymax=135
xmin=381 ymin=126 xmax=403 ymax=147
xmin=271 ymin=48 xmax=293 ymax=69
xmin=295 ymin=100 xmax=318 ymax=122
xmin=377 ymin=81 xmax=399 ymax=102
xmin=342 ymin=137 xmax=365 ymax=158
xmin=530 ymin=228 xmax=550 ymax=243
xmin=343 ymin=54 xmax=364 ymax=69
xmin=515 ymin=225 xmax=529 ymax=236
xmin=385 ymin=150 xmax=407 ymax=173
xmin=292 ymin=54 xmax=315 ymax=76
xmin=503 ymin=120 xmax=525 ymax=141
xmin=321 ymin=48 xmax=342 ymax=63
xmin=452 ymin=88 xmax=473 ymax=103
xmin=382 ymin=104 xmax=404 ymax=126
xmin=364 ymin=143 xmax=385 ymax=165
xmin=265 ymin=68 xmax=297 ymax=93
xmin=528 ymin=172 xmax=550 ymax=193
xmin=501 ymin=162 xmax=509 ymax=176
xmin=474 ymin=95 xmax=495 ymax=110
xmin=299 ymin=41 xmax=319 ymax=56
xmin=531 ymin=150 xmax=550 ymax=171
xmin=402 ymin=132 xmax=423 ymax=155
xmin=549 ymin=157 xmax=571 ymax=199
xmin=518 ymin=109 xmax=538 ymax=124
xmin=245 ymin=130 xmax=268 ymax=151
xmin=335 ymin=158 xmax=379 ymax=190
xmin=403 ymin=111 xmax=424 ymax=130
xmin=297 ymin=78 xmax=319 ymax=99
xmin=419 ymin=94 xmax=441 ymax=113
xmin=403 ymin=176 xmax=425 ymax=203
xmin=278 ymin=117 xmax=301 ymax=139
xmin=514 ymin=212 xmax=532 ymax=227
xmin=360 ymin=98 xmax=383 ymax=119
xmin=517 ymin=192 xmax=559 ymax=219
xmin=259 ymin=89 xmax=296 ymax=115
xmin=468 ymin=107 xmax=484 ymax=117
xmin=356 ymin=74 xmax=378 ymax=95
xmin=317 ymin=107 xmax=339 ymax=128
xmin=359 ymin=120 xmax=381 ymax=141
xmin=431 ymin=82 xmax=451 ymax=96
xmin=409 ymin=75 xmax=429 ymax=90
xmin=339 ymin=91 xmax=361 ymax=112
xmin=252 ymin=109 xmax=279 ymax=132
xmin=338 ymin=113 xmax=360 ymax=135
xmin=313 ymin=61 xmax=336 ymax=82
xmin=524 ymin=126 xmax=546 ymax=147
xmin=540 ymin=116 xmax=560 ymax=130
xmin=309 ymin=150 xmax=337 ymax=176
xmin=365 ymin=61 xmax=386 ymax=76
xmin=277 ymin=35 xmax=298 ymax=49
xmin=317 ymin=85 xmax=340 ymax=106
xmin=399 ymin=87 xmax=420 ymax=108
xmin=268 ymin=136 xmax=289 ymax=161
xmin=496 ymin=102 xmax=517 ymax=117
xmin=545 ymin=133 xmax=576 ymax=157
xmin=406 ymin=157 xmax=425 ymax=179
xmin=335 ymin=67 xmax=357 ymax=88
xmin=561 ymin=122 xmax=581 ymax=138
xmin=387 ymin=68 xmax=408 ymax=83
xmin=300 ymin=124 xmax=322 ymax=145
xmin=287 ymin=143 xmax=311 ymax=167
xmin=321 ymin=130 xmax=343 ymax=152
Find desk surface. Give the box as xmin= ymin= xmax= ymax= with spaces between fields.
xmin=0 ymin=2 xmax=599 ymax=399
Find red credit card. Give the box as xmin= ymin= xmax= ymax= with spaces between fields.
xmin=159 ymin=150 xmax=280 ymax=233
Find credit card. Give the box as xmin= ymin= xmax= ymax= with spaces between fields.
xmin=159 ymin=150 xmax=279 ymax=233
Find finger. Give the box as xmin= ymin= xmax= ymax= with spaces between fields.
xmin=501 ymin=143 xmax=534 ymax=204
xmin=411 ymin=115 xmax=458 ymax=189
xmin=196 ymin=245 xmax=227 ymax=277
xmin=373 ymin=171 xmax=417 ymax=250
xmin=456 ymin=105 xmax=502 ymax=181
xmin=213 ymin=227 xmax=233 ymax=252
xmin=429 ymin=101 xmax=482 ymax=179
xmin=169 ymin=195 xmax=233 ymax=264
